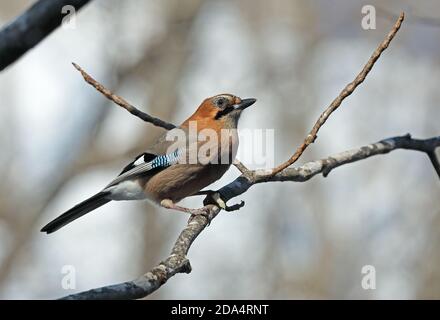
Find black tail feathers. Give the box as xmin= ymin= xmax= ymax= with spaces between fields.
xmin=41 ymin=192 xmax=111 ymax=234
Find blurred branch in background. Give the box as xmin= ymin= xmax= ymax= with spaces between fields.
xmin=377 ymin=6 xmax=440 ymax=27
xmin=0 ymin=0 xmax=91 ymax=71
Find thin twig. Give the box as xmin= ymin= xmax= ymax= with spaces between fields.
xmin=270 ymin=12 xmax=404 ymax=176
xmin=72 ymin=63 xmax=176 ymax=130
xmin=233 ymin=159 xmax=252 ymax=176
xmin=377 ymin=6 xmax=440 ymax=28
xmin=427 ymin=151 xmax=440 ymax=179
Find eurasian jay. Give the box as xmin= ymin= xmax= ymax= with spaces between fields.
xmin=41 ymin=94 xmax=256 ymax=233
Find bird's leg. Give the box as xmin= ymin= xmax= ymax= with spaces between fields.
xmin=202 ymin=191 xmax=226 ymax=209
xmin=189 ymin=190 xmax=227 ymax=209
xmin=160 ymin=199 xmax=210 ymax=218
xmin=189 ymin=190 xmax=213 ymax=197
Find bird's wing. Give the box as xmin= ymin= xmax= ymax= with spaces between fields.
xmin=106 ymin=149 xmax=181 ymax=188
xmin=117 ymin=152 xmax=157 ymax=176
xmin=106 ymin=127 xmax=187 ymax=187
xmin=104 ymin=126 xmax=223 ymax=188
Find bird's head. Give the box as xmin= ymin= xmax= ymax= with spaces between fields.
xmin=184 ymin=94 xmax=256 ymax=129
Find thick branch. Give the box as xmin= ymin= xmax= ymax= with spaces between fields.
xmin=62 ymin=133 xmax=439 ymax=299
xmin=62 ymin=205 xmax=219 ymax=300
xmin=261 ymin=134 xmax=440 ymax=183
xmin=72 ymin=63 xmax=176 ymax=130
xmin=270 ymin=12 xmax=405 ymax=176
xmin=0 ymin=0 xmax=91 ymax=71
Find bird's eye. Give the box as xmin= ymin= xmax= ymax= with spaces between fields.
xmin=216 ymin=98 xmax=225 ymax=107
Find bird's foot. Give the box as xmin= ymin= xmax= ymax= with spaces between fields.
xmin=203 ymin=191 xmax=245 ymax=212
xmin=224 ymin=200 xmax=245 ymax=212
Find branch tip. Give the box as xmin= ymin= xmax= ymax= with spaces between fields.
xmin=72 ymin=64 xmax=176 ymax=130
xmin=427 ymin=150 xmax=440 ymax=180
xmin=269 ymin=11 xmax=405 ymax=177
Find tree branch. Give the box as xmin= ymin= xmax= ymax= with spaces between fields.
xmin=427 ymin=150 xmax=440 ymax=178
xmin=260 ymin=134 xmax=440 ymax=183
xmin=62 ymin=133 xmax=439 ymax=299
xmin=62 ymin=205 xmax=220 ymax=300
xmin=72 ymin=63 xmax=176 ymax=130
xmin=0 ymin=0 xmax=91 ymax=71
xmin=270 ymin=12 xmax=405 ymax=176
xmin=233 ymin=159 xmax=252 ymax=175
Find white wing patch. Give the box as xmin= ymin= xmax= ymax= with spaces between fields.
xmin=133 ymin=156 xmax=146 ymax=166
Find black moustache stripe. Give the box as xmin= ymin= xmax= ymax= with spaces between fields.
xmin=214 ymin=106 xmax=234 ymax=119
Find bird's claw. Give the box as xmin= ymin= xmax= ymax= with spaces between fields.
xmin=224 ymin=200 xmax=245 ymax=212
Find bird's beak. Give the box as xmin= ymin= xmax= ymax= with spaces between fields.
xmin=234 ymin=98 xmax=256 ymax=111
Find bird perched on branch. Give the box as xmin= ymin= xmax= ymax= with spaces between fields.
xmin=41 ymin=94 xmax=256 ymax=234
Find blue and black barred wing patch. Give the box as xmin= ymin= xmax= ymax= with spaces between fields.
xmin=118 ymin=152 xmax=157 ymax=176
xmin=108 ymin=149 xmax=181 ymax=187
xmin=150 ymin=149 xmax=181 ymax=169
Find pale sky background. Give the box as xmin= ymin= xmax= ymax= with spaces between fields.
xmin=0 ymin=0 xmax=439 ymax=299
